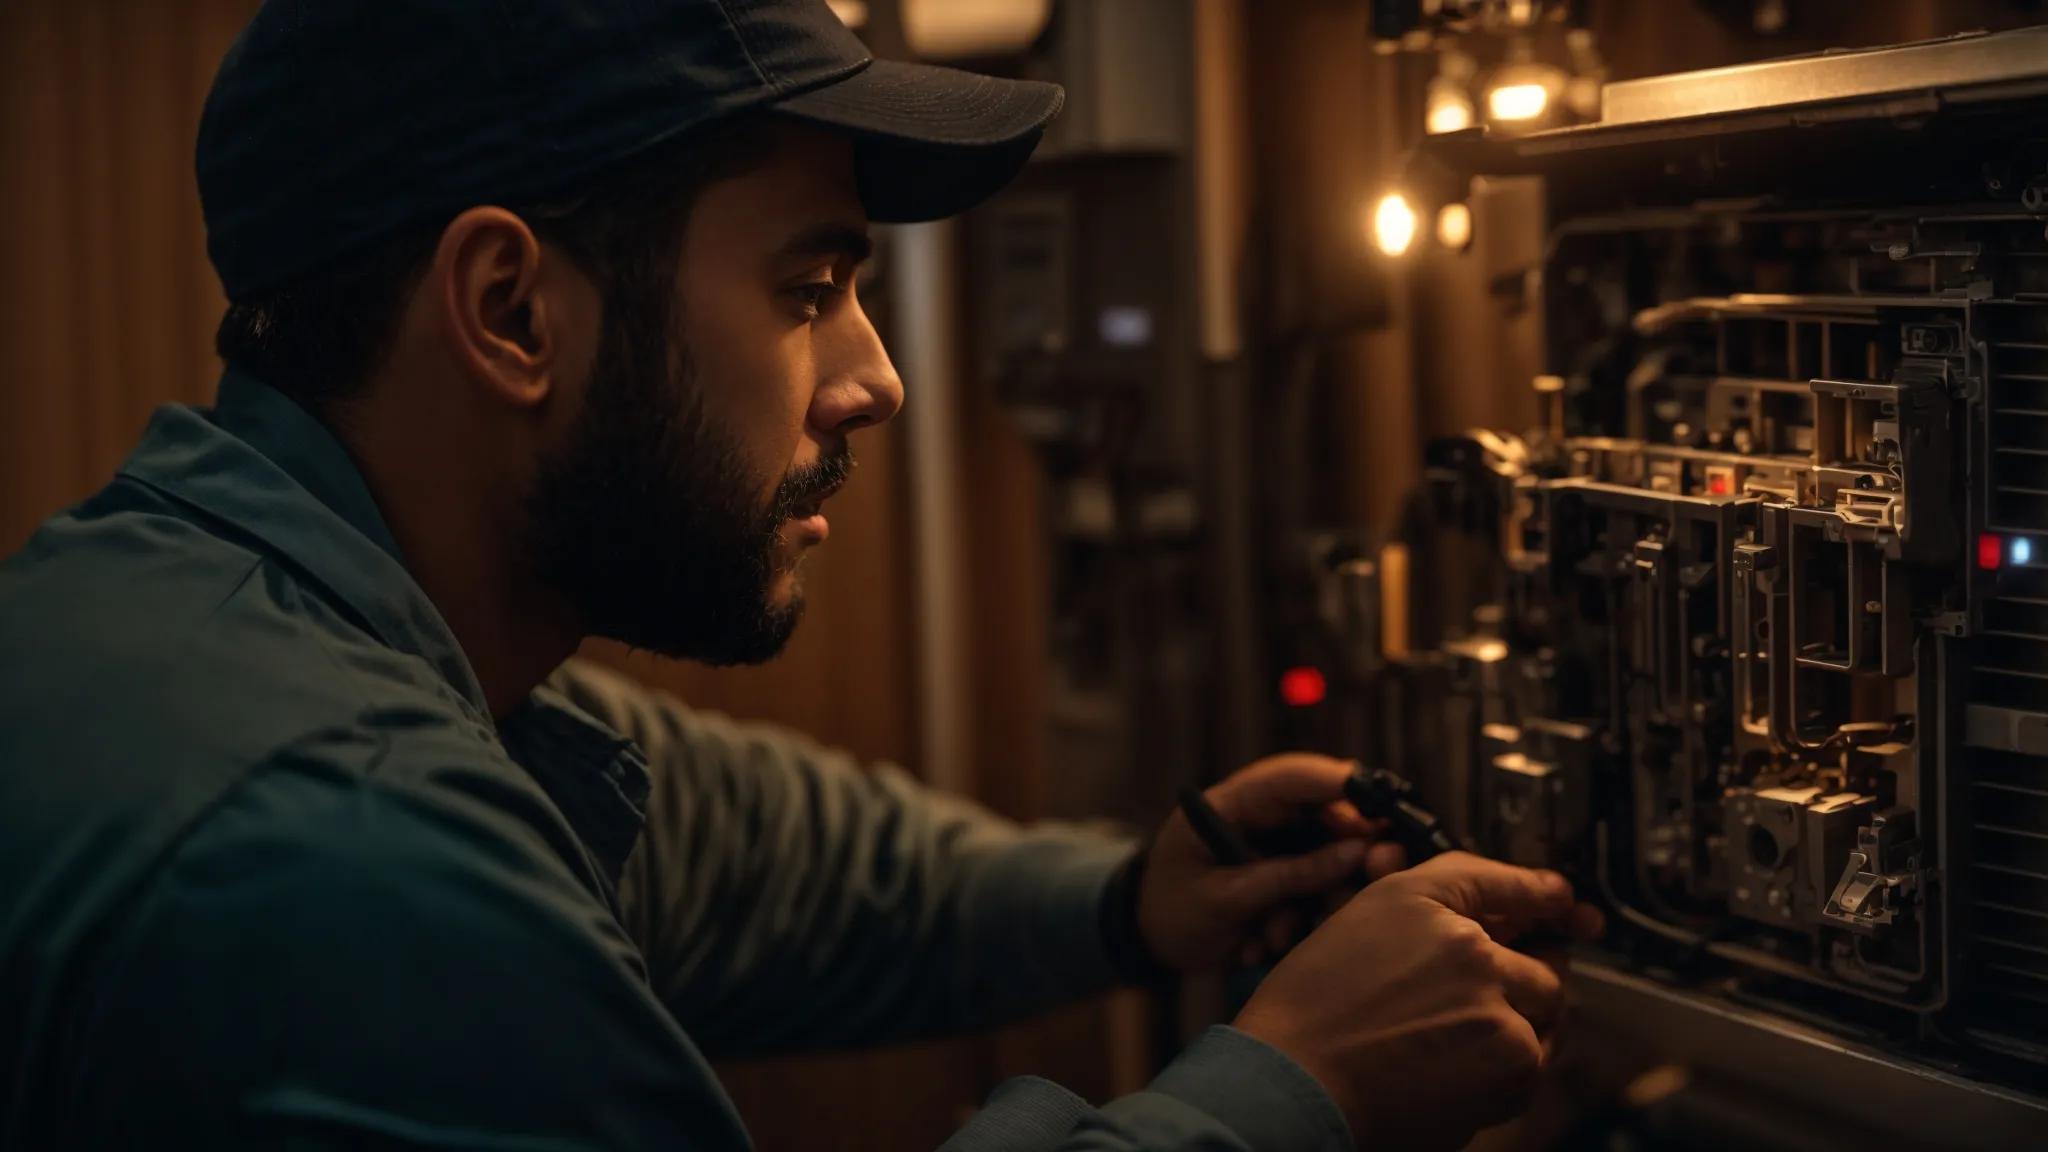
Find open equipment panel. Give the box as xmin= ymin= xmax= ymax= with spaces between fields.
xmin=1332 ymin=27 xmax=2048 ymax=1139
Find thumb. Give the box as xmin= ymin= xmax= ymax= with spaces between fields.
xmin=1217 ymin=838 xmax=1368 ymax=915
xmin=1399 ymin=852 xmax=1573 ymax=936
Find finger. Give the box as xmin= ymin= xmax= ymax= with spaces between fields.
xmin=1465 ymin=1009 xmax=1545 ymax=1130
xmin=1491 ymin=945 xmax=1566 ymax=1031
xmin=1318 ymin=801 xmax=1382 ymax=840
xmin=1481 ymin=909 xmax=1587 ymax=948
xmin=1569 ymin=902 xmax=1606 ymax=941
xmin=1518 ymin=928 xmax=1574 ymax=971
xmin=1263 ymin=907 xmax=1302 ymax=955
xmin=1207 ymin=754 xmax=1359 ymax=828
xmin=1215 ymin=838 xmax=1368 ymax=916
xmin=1399 ymin=852 xmax=1574 ymax=934
xmin=1365 ymin=840 xmax=1407 ymax=881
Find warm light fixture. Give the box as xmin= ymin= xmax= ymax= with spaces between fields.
xmin=1425 ymin=52 xmax=1478 ymax=136
xmin=1487 ymin=82 xmax=1549 ymax=122
xmin=1426 ymin=90 xmax=1475 ymax=134
xmin=1371 ymin=193 xmax=1418 ymax=257
xmin=1437 ymin=202 xmax=1473 ymax=251
xmin=1484 ymin=39 xmax=1563 ymax=128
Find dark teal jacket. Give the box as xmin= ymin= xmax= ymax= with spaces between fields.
xmin=0 ymin=372 xmax=1350 ymax=1151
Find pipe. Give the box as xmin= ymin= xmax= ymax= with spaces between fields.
xmin=889 ymin=220 xmax=973 ymax=793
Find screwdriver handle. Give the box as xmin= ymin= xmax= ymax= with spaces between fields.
xmin=1342 ymin=766 xmax=1466 ymax=863
xmin=1344 ymin=766 xmax=1576 ymax=952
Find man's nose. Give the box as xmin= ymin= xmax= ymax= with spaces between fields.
xmin=811 ymin=299 xmax=905 ymax=437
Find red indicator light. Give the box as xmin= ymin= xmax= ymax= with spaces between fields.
xmin=1280 ymin=666 xmax=1327 ymax=708
xmin=1979 ymin=533 xmax=2005 ymax=571
xmin=1706 ymin=471 xmax=1732 ymax=496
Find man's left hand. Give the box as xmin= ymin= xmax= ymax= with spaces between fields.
xmin=1136 ymin=754 xmax=1408 ymax=973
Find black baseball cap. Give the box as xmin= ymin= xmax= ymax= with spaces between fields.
xmin=198 ymin=0 xmax=1063 ymax=301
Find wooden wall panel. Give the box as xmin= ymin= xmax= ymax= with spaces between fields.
xmin=0 ymin=0 xmax=243 ymax=552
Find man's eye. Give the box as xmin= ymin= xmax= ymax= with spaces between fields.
xmin=790 ymin=281 xmax=839 ymax=318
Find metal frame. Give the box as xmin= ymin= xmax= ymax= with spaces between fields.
xmin=1571 ymin=962 xmax=2048 ymax=1151
xmin=1599 ymin=27 xmax=2048 ymax=129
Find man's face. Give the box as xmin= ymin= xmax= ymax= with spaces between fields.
xmin=526 ymin=123 xmax=903 ymax=665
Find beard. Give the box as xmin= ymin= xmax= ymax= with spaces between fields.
xmin=524 ymin=279 xmax=852 ymax=666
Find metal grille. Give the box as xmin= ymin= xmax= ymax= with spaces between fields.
xmin=1965 ymin=746 xmax=2048 ymax=1014
xmin=1968 ymin=300 xmax=2048 ymax=1041
xmin=1986 ymin=304 xmax=2048 ymax=536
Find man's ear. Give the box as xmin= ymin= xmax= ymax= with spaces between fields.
xmin=429 ymin=206 xmax=562 ymax=409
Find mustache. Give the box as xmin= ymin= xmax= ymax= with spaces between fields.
xmin=769 ymin=448 xmax=855 ymax=521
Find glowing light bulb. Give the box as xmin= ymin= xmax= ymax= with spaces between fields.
xmin=1488 ymin=82 xmax=1550 ymax=122
xmin=1425 ymin=82 xmax=1475 ymax=134
xmin=1437 ymin=202 xmax=1473 ymax=251
xmin=1371 ymin=193 xmax=1418 ymax=258
xmin=1427 ymin=98 xmax=1474 ymax=135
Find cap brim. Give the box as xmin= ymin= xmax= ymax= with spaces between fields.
xmin=772 ymin=59 xmax=1063 ymax=224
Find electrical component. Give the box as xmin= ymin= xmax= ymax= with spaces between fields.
xmin=1301 ymin=26 xmax=2048 ymax=1112
xmin=1279 ymin=666 xmax=1327 ymax=708
xmin=1981 ymin=532 xmax=2004 ymax=570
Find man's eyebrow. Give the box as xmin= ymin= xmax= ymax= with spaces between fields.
xmin=774 ymin=222 xmax=873 ymax=266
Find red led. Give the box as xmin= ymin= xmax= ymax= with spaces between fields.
xmin=1279 ymin=666 xmax=1328 ymax=708
xmin=1706 ymin=472 xmax=1732 ymax=496
xmin=1979 ymin=533 xmax=2005 ymax=571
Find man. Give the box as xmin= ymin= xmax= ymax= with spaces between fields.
xmin=0 ymin=2 xmax=1596 ymax=1149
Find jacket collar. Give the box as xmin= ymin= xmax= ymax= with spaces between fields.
xmin=116 ymin=370 xmax=653 ymax=888
xmin=118 ymin=369 xmax=491 ymax=719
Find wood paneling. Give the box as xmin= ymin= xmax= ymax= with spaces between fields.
xmin=0 ymin=0 xmax=242 ymax=553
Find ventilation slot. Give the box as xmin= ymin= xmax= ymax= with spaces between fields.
xmin=1966 ymin=749 xmax=2048 ymax=1022
xmin=1985 ymin=303 xmax=2048 ymax=533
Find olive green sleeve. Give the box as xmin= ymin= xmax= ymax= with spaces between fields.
xmin=545 ymin=658 xmax=1136 ymax=1056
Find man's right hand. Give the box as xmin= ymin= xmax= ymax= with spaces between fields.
xmin=1233 ymin=852 xmax=1598 ymax=1151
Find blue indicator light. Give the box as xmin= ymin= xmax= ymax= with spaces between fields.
xmin=2014 ymin=537 xmax=2033 ymax=566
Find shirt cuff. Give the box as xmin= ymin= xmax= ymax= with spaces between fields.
xmin=1097 ymin=839 xmax=1177 ymax=987
xmin=1147 ymin=1025 xmax=1353 ymax=1152
xmin=966 ymin=829 xmax=1137 ymax=1007
xmin=939 ymin=1076 xmax=1093 ymax=1151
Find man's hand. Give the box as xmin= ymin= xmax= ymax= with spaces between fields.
xmin=1137 ymin=754 xmax=1405 ymax=973
xmin=1234 ymin=853 xmax=1603 ymax=1151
